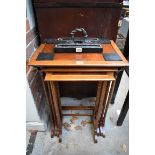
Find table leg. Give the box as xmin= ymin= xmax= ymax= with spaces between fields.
xmin=50 ymin=82 xmax=62 ymax=142
xmin=117 ymin=91 xmax=129 ymax=126
xmin=99 ymin=81 xmax=111 ymax=136
xmin=94 ymin=82 xmax=103 ymax=116
xmin=110 ymin=71 xmax=123 ymax=104
xmin=47 ymin=81 xmax=57 ymax=137
xmin=55 ymin=82 xmax=62 ymax=142
xmin=55 ymin=82 xmax=62 ymax=120
xmin=39 ymin=72 xmax=56 ymax=138
xmin=93 ymin=81 xmax=110 ymax=142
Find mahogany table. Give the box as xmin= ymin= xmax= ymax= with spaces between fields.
xmin=29 ymin=40 xmax=128 ymax=143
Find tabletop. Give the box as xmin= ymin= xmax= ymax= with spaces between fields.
xmin=28 ymin=40 xmax=128 ymax=68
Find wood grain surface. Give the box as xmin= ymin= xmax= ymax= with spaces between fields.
xmin=28 ymin=41 xmax=128 ymax=67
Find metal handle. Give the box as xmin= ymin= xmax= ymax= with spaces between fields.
xmin=70 ymin=28 xmax=88 ymax=39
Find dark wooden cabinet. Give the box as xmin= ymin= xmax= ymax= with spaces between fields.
xmin=33 ymin=0 xmax=123 ymax=42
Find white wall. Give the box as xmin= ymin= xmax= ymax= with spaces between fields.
xmin=26 ymin=80 xmax=41 ymax=122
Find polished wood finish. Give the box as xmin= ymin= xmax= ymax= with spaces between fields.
xmin=28 ymin=41 xmax=128 ymax=143
xmin=42 ymin=67 xmax=118 ymax=72
xmin=62 ymin=114 xmax=93 ymax=116
xmin=62 ymin=106 xmax=94 ymax=110
xmin=45 ymin=73 xmax=115 ymax=81
xmin=29 ymin=41 xmax=128 ymax=67
xmin=29 ymin=41 xmax=128 ymax=98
